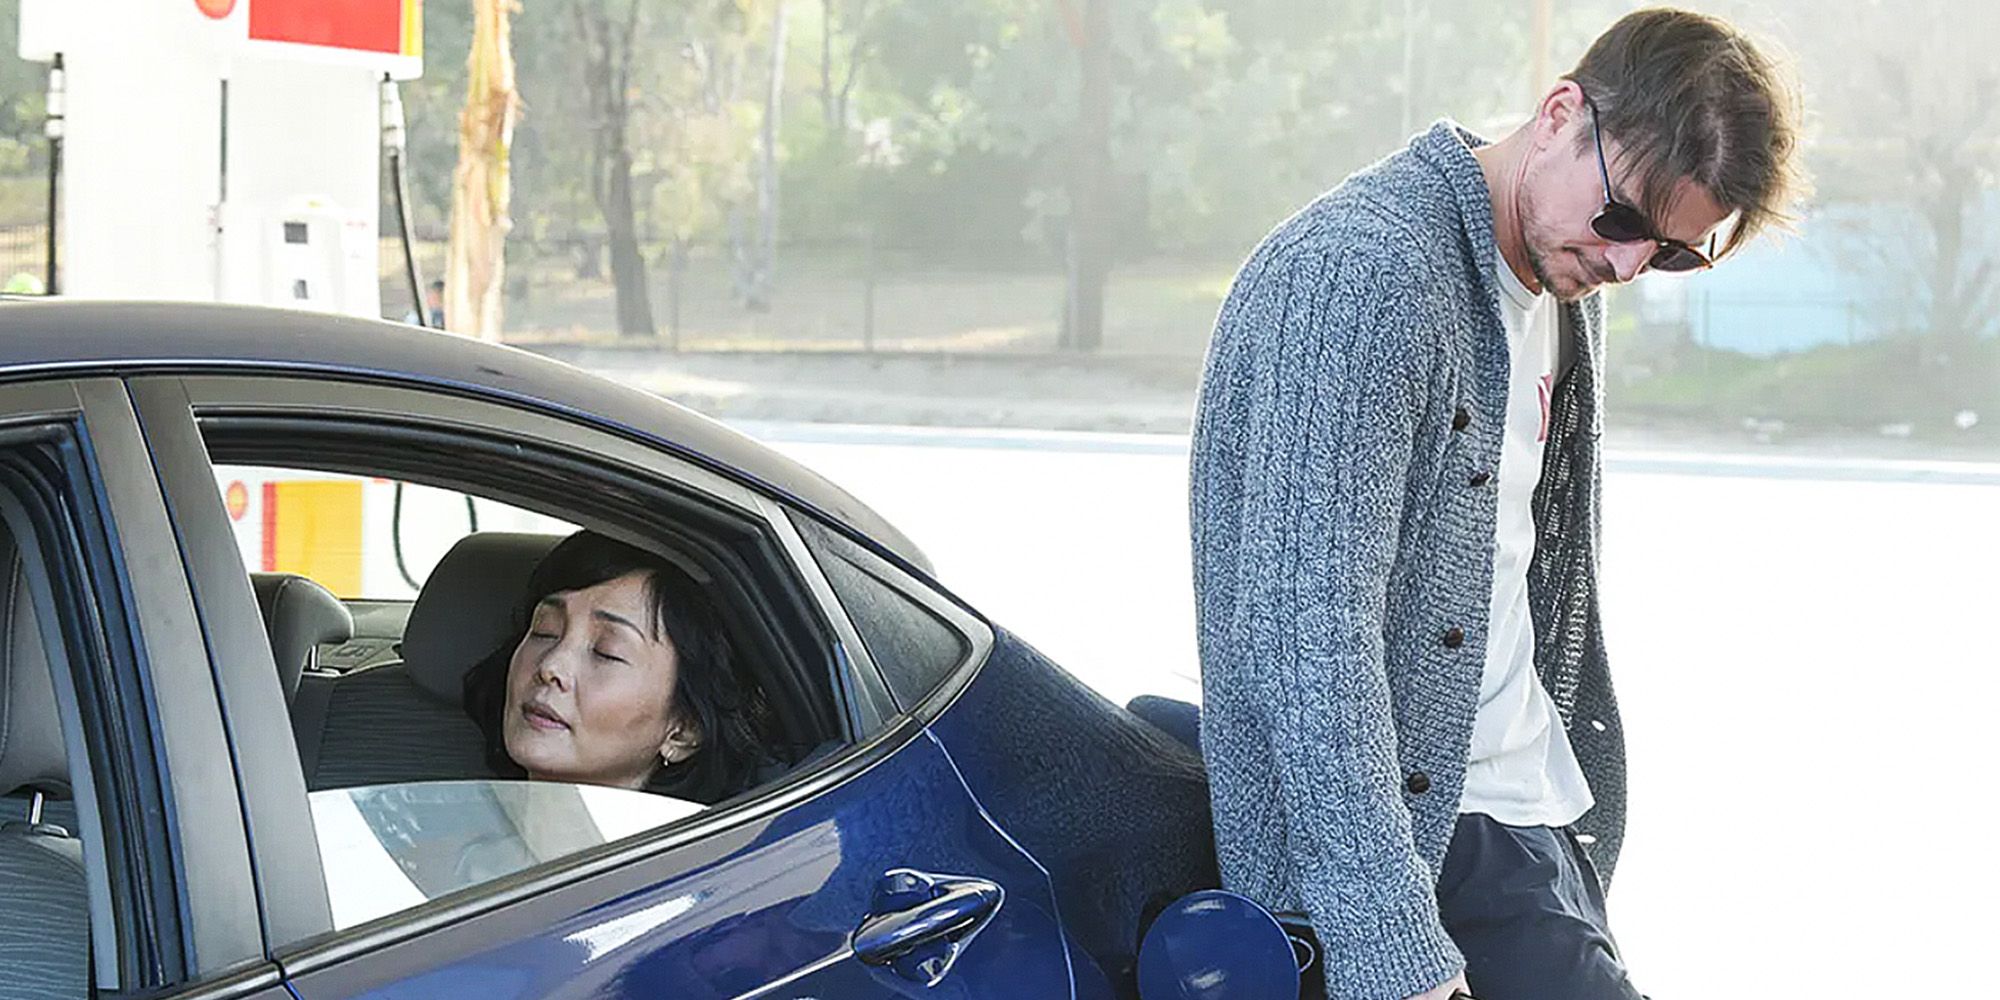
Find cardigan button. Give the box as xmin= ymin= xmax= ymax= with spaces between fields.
xmin=1442 ymin=627 xmax=1465 ymax=649
xmin=1452 ymin=407 xmax=1471 ymax=431
xmin=1405 ymin=771 xmax=1432 ymax=795
xmin=1468 ymin=470 xmax=1492 ymax=487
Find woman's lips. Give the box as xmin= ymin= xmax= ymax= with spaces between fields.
xmin=522 ymin=702 xmax=570 ymax=732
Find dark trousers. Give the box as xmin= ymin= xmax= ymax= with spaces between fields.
xmin=1435 ymin=813 xmax=1645 ymax=1000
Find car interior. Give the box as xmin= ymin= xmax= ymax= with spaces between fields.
xmin=287 ymin=523 xmax=853 ymax=795
xmin=196 ymin=418 xmax=855 ymax=791
xmin=0 ymin=520 xmax=90 ymax=998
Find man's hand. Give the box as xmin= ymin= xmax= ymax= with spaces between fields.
xmin=1405 ymin=970 xmax=1471 ymax=1000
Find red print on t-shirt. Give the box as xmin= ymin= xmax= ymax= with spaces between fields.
xmin=1537 ymin=373 xmax=1554 ymax=443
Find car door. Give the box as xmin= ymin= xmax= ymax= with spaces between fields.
xmin=787 ymin=511 xmax=1222 ymax=999
xmin=0 ymin=377 xmax=291 ymax=1000
xmin=128 ymin=372 xmax=1080 ymax=1000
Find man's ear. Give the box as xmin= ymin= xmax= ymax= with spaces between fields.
xmin=659 ymin=712 xmax=705 ymax=765
xmin=1532 ymin=79 xmax=1588 ymax=147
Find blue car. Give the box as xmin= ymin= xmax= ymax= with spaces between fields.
xmin=0 ymin=302 xmax=1304 ymax=1000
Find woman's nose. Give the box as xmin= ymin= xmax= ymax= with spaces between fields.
xmin=534 ymin=650 xmax=573 ymax=690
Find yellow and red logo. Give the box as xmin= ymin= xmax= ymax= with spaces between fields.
xmin=195 ymin=0 xmax=237 ymax=19
xmin=224 ymin=481 xmax=250 ymax=522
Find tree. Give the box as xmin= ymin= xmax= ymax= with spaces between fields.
xmin=1057 ymin=0 xmax=1111 ymax=351
xmin=571 ymin=0 xmax=658 ymax=337
xmin=444 ymin=0 xmax=521 ymax=340
xmin=639 ymin=4 xmax=761 ymax=343
xmin=842 ymin=0 xmax=1542 ymax=350
xmin=818 ymin=0 xmax=874 ymax=131
xmin=1801 ymin=1 xmax=1999 ymax=363
xmin=0 ymin=0 xmax=53 ymax=289
xmin=734 ymin=0 xmax=790 ymax=312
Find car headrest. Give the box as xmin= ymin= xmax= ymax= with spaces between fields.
xmin=401 ymin=533 xmax=562 ymax=703
xmin=250 ymin=573 xmax=354 ymax=703
xmin=0 ymin=539 xmax=67 ymax=799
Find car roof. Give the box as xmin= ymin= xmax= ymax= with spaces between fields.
xmin=0 ymin=299 xmax=931 ymax=573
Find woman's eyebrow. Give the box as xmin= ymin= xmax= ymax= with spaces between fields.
xmin=592 ymin=609 xmax=645 ymax=638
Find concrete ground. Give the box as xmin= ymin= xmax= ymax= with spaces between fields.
xmin=740 ymin=420 xmax=1996 ymax=1000
xmin=531 ymin=343 xmax=2000 ymax=462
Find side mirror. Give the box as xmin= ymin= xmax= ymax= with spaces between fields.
xmin=1137 ymin=890 xmax=1314 ymax=999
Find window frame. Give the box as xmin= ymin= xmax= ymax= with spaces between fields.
xmin=0 ymin=377 xmax=272 ymax=998
xmin=128 ymin=372 xmax=941 ymax=967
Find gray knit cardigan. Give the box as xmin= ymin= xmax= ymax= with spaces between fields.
xmin=1189 ymin=120 xmax=1627 ymax=1000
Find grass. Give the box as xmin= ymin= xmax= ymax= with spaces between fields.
xmin=1615 ymin=337 xmax=1999 ymax=443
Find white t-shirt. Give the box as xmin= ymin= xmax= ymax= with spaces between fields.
xmin=1456 ymin=259 xmax=1595 ymax=828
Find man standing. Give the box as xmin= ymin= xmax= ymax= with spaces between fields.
xmin=405 ymin=279 xmax=446 ymax=329
xmin=1189 ymin=9 xmax=1806 ymax=1000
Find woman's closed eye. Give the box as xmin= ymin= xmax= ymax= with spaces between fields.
xmin=589 ymin=629 xmax=639 ymax=663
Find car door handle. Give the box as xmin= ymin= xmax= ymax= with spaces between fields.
xmin=852 ymin=869 xmax=1004 ymax=985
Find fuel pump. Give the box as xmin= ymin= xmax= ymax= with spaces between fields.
xmin=42 ymin=53 xmax=63 ymax=294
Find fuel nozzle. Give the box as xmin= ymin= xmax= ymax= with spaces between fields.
xmin=45 ymin=53 xmax=65 ymax=142
xmin=379 ymin=73 xmax=407 ymax=155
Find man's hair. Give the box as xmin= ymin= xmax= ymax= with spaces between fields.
xmin=1564 ymin=7 xmax=1810 ymax=258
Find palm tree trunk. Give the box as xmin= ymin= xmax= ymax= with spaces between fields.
xmin=445 ymin=0 xmax=520 ymax=341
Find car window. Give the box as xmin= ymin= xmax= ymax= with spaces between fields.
xmin=793 ymin=513 xmax=970 ymax=711
xmin=212 ymin=464 xmax=580 ymax=600
xmin=308 ymin=781 xmax=703 ymax=929
xmin=198 ymin=416 xmax=853 ymax=935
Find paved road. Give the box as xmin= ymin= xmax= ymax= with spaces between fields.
xmin=746 ymin=421 xmax=1999 ymax=999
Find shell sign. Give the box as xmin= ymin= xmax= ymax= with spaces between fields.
xmin=249 ymin=0 xmax=423 ymax=60
xmin=195 ymin=0 xmax=238 ymax=19
xmin=224 ymin=481 xmax=250 ymax=522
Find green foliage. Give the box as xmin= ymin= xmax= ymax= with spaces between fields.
xmin=347 ymin=0 xmax=1625 ymax=266
xmin=1619 ymin=336 xmax=1999 ymax=442
xmin=0 ymin=0 xmax=49 ymax=191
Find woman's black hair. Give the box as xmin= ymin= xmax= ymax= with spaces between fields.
xmin=463 ymin=530 xmax=777 ymax=803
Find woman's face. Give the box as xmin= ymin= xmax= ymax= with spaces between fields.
xmin=501 ymin=571 xmax=701 ymax=789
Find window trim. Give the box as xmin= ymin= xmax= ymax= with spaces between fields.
xmin=74 ymin=380 xmax=266 ymax=982
xmin=172 ymin=374 xmax=760 ymax=512
xmin=127 ymin=378 xmax=336 ymax=955
xmin=137 ymin=961 xmax=288 ymax=1000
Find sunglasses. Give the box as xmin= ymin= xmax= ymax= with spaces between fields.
xmin=1582 ymin=95 xmax=1715 ymax=273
